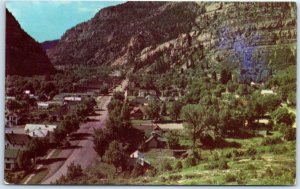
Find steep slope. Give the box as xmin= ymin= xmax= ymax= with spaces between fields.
xmin=6 ymin=9 xmax=55 ymax=76
xmin=48 ymin=2 xmax=296 ymax=83
xmin=47 ymin=1 xmax=198 ymax=65
xmin=41 ymin=40 xmax=59 ymax=52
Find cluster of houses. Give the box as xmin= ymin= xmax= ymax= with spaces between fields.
xmin=127 ymin=124 xmax=168 ymax=171
xmin=5 ymin=124 xmax=57 ymax=171
xmin=125 ymin=81 xmax=181 ymax=120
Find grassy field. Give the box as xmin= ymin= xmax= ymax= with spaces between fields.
xmin=124 ymin=131 xmax=296 ymax=185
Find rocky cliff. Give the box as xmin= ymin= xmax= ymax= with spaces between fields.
xmin=48 ymin=2 xmax=296 ymax=82
xmin=6 ymin=9 xmax=55 ymax=76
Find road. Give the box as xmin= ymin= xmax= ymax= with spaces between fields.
xmin=41 ymin=95 xmax=111 ymax=184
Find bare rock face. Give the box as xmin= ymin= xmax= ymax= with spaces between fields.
xmin=48 ymin=2 xmax=296 ymax=82
xmin=47 ymin=2 xmax=198 ymax=66
xmin=6 ymin=9 xmax=55 ymax=76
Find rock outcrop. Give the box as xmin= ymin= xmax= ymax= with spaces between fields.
xmin=48 ymin=2 xmax=296 ymax=82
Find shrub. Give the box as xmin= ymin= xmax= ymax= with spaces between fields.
xmin=232 ymin=149 xmax=244 ymax=158
xmin=246 ymin=146 xmax=257 ymax=156
xmin=284 ymin=127 xmax=296 ymax=141
xmin=185 ymin=173 xmax=199 ymax=179
xmin=184 ymin=157 xmax=197 ymax=167
xmin=168 ymin=174 xmax=182 ymax=181
xmin=160 ymin=176 xmax=167 ymax=182
xmin=224 ymin=173 xmax=236 ymax=183
xmin=225 ymin=151 xmax=232 ymax=159
xmin=160 ymin=161 xmax=173 ymax=172
xmin=245 ymin=163 xmax=256 ymax=170
xmin=205 ymin=161 xmax=219 ymax=169
xmin=261 ymin=137 xmax=283 ymax=146
xmin=264 ymin=167 xmax=273 ymax=177
xmin=175 ymin=161 xmax=183 ymax=170
xmin=237 ymin=171 xmax=247 ymax=185
xmin=273 ymin=145 xmax=288 ymax=154
xmin=147 ymin=168 xmax=157 ymax=177
xmin=131 ymin=164 xmax=144 ymax=177
xmin=218 ymin=159 xmax=229 ymax=170
xmin=67 ymin=162 xmax=83 ymax=179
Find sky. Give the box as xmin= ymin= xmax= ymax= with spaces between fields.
xmin=6 ymin=1 xmax=124 ymax=42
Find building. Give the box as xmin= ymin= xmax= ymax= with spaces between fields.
xmin=261 ymin=89 xmax=277 ymax=95
xmin=24 ymin=124 xmax=57 ymax=141
xmin=5 ymin=112 xmax=20 ymax=128
xmin=130 ymin=106 xmax=148 ymax=120
xmin=142 ymin=133 xmax=167 ymax=149
xmin=5 ymin=133 xmax=31 ymax=150
xmin=127 ymin=150 xmax=151 ymax=170
xmin=5 ymin=148 xmax=20 ymax=171
xmin=37 ymin=101 xmax=63 ymax=109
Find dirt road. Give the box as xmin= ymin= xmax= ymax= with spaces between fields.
xmin=41 ymin=95 xmax=111 ymax=184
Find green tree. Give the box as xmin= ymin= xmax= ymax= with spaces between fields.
xmin=170 ymin=101 xmax=182 ymax=121
xmin=93 ymin=129 xmax=109 ymax=160
xmin=160 ymin=102 xmax=167 ymax=116
xmin=120 ymin=102 xmax=130 ymax=121
xmin=182 ymin=105 xmax=209 ymax=148
xmin=103 ymin=140 xmax=128 ymax=172
xmin=272 ymin=107 xmax=295 ymax=127
xmin=6 ymin=100 xmax=21 ymax=112
xmin=166 ymin=130 xmax=180 ymax=149
xmin=148 ymin=100 xmax=161 ymax=121
xmin=17 ymin=151 xmax=33 ymax=172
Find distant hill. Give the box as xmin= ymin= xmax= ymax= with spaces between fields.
xmin=48 ymin=2 xmax=296 ymax=82
xmin=6 ymin=9 xmax=56 ymax=76
xmin=41 ymin=40 xmax=59 ymax=52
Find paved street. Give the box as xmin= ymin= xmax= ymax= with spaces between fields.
xmin=41 ymin=95 xmax=111 ymax=184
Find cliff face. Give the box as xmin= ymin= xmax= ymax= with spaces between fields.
xmin=48 ymin=2 xmax=296 ymax=82
xmin=47 ymin=2 xmax=198 ymax=65
xmin=6 ymin=9 xmax=55 ymax=76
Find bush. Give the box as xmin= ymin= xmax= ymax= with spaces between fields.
xmin=131 ymin=164 xmax=144 ymax=177
xmin=224 ymin=173 xmax=236 ymax=183
xmin=205 ymin=161 xmax=219 ymax=169
xmin=268 ymin=145 xmax=288 ymax=154
xmin=67 ymin=162 xmax=83 ymax=179
xmin=160 ymin=161 xmax=173 ymax=172
xmin=184 ymin=156 xmax=197 ymax=167
xmin=284 ymin=127 xmax=296 ymax=141
xmin=168 ymin=174 xmax=182 ymax=181
xmin=261 ymin=137 xmax=283 ymax=146
xmin=185 ymin=173 xmax=200 ymax=179
xmin=232 ymin=149 xmax=244 ymax=158
xmin=237 ymin=171 xmax=247 ymax=185
xmin=246 ymin=146 xmax=257 ymax=156
xmin=175 ymin=161 xmax=183 ymax=170
xmin=245 ymin=163 xmax=256 ymax=170
xmin=160 ymin=176 xmax=167 ymax=182
xmin=218 ymin=159 xmax=229 ymax=170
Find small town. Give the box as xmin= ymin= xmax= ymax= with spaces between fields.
xmin=4 ymin=1 xmax=297 ymax=186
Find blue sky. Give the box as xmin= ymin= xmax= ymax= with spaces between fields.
xmin=6 ymin=1 xmax=123 ymax=42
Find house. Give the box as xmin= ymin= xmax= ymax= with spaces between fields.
xmin=145 ymin=94 xmax=160 ymax=102
xmin=5 ymin=112 xmax=20 ymax=128
xmin=134 ymin=97 xmax=148 ymax=106
xmin=5 ymin=148 xmax=20 ymax=171
xmin=5 ymin=133 xmax=31 ymax=150
xmin=130 ymin=106 xmax=148 ymax=120
xmin=138 ymin=89 xmax=147 ymax=97
xmin=142 ymin=133 xmax=167 ymax=149
xmin=152 ymin=125 xmax=164 ymax=136
xmin=24 ymin=124 xmax=57 ymax=142
xmin=127 ymin=150 xmax=151 ymax=170
xmin=37 ymin=101 xmax=63 ymax=109
xmin=261 ymin=89 xmax=277 ymax=95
